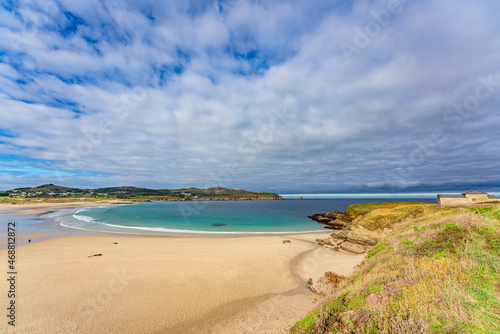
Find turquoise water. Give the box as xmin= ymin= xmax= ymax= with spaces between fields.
xmin=51 ymin=198 xmax=436 ymax=235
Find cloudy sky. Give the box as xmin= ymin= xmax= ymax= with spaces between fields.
xmin=1 ymin=0 xmax=499 ymax=194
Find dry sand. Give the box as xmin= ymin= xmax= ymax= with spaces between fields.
xmin=0 ymin=205 xmax=365 ymax=334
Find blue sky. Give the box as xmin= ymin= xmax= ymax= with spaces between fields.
xmin=0 ymin=0 xmax=499 ymax=193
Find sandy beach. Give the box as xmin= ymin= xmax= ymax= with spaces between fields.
xmin=0 ymin=203 xmax=365 ymax=334
xmin=0 ymin=201 xmax=131 ymax=216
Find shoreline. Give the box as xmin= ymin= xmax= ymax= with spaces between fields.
xmin=1 ymin=201 xmax=331 ymax=244
xmin=0 ymin=200 xmax=133 ymax=215
xmin=0 ymin=202 xmax=365 ymax=333
xmin=0 ymin=201 xmax=132 ymax=248
xmin=0 ymin=231 xmax=363 ymax=333
xmin=0 ymin=196 xmax=283 ymax=209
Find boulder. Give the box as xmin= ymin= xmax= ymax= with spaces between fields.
xmin=316 ymin=216 xmax=333 ymax=223
xmin=309 ymin=211 xmax=353 ymax=230
xmin=326 ymin=219 xmax=351 ymax=229
xmin=325 ymin=271 xmax=346 ymax=284
xmin=345 ymin=226 xmax=382 ymax=246
xmin=331 ymin=230 xmax=349 ymax=240
xmin=339 ymin=242 xmax=367 ymax=254
xmin=310 ymin=271 xmax=346 ymax=294
xmin=311 ymin=211 xmax=387 ymax=253
xmin=346 ymin=232 xmax=377 ymax=246
xmin=315 ymin=236 xmax=344 ymax=248
xmin=310 ymin=276 xmax=336 ymax=295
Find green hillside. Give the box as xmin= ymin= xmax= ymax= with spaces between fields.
xmin=291 ymin=203 xmax=500 ymax=333
xmin=2 ymin=184 xmax=281 ymax=202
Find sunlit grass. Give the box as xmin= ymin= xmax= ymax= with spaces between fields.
xmin=290 ymin=203 xmax=500 ymax=334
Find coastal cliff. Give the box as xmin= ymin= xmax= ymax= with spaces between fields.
xmin=292 ymin=203 xmax=500 ymax=333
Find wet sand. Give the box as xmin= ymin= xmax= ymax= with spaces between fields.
xmin=0 ymin=201 xmax=130 ymax=216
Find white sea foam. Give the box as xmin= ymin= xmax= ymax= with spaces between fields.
xmin=55 ymin=202 xmax=327 ymax=235
xmin=72 ymin=214 xmax=95 ymax=223
xmin=59 ymin=220 xmax=92 ymax=232
xmin=99 ymin=222 xmax=324 ymax=234
xmin=57 ymin=219 xmax=325 ymax=235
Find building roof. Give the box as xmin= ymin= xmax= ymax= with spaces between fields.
xmin=463 ymin=189 xmax=487 ymax=195
xmin=438 ymin=190 xmax=498 ymax=200
xmin=437 ymin=194 xmax=465 ymax=198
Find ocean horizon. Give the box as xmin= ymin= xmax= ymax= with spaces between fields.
xmin=281 ymin=193 xmax=438 ymax=198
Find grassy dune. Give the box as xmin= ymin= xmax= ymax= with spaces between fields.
xmin=291 ymin=203 xmax=500 ymax=333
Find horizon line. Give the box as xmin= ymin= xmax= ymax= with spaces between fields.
xmin=280 ymin=192 xmax=500 ymax=198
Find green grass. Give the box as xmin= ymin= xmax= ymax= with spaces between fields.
xmin=366 ymin=243 xmax=386 ymax=258
xmin=346 ymin=202 xmax=433 ymax=217
xmin=290 ymin=203 xmax=500 ymax=334
xmin=347 ymin=294 xmax=367 ymax=310
xmin=471 ymin=206 xmax=500 ymax=221
xmin=0 ymin=185 xmax=282 ymax=203
xmin=368 ymin=283 xmax=385 ymax=293
xmin=347 ymin=202 xmax=436 ymax=231
xmin=293 ymin=313 xmax=318 ymax=331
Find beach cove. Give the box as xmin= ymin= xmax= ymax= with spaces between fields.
xmin=0 ymin=202 xmax=365 ymax=333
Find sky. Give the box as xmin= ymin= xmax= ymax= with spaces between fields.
xmin=0 ymin=0 xmax=499 ymax=194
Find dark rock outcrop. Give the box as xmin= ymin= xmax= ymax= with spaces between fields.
xmin=310 ymin=271 xmax=347 ymax=294
xmin=325 ymin=271 xmax=346 ymax=284
xmin=309 ymin=211 xmax=353 ymax=230
xmin=311 ymin=210 xmax=384 ymax=254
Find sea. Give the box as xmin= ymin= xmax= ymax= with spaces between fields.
xmin=50 ymin=197 xmax=437 ymax=235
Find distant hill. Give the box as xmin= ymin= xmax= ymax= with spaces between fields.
xmin=4 ymin=184 xmax=281 ymax=201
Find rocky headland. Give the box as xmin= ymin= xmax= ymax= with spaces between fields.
xmin=309 ymin=210 xmax=384 ymax=255
xmin=308 ymin=211 xmax=353 ymax=230
xmin=292 ymin=203 xmax=500 ymax=333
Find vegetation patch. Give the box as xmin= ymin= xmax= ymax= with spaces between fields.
xmin=347 ymin=202 xmax=432 ymax=217
xmin=0 ymin=184 xmax=282 ymax=203
xmin=414 ymin=227 xmax=467 ymax=257
xmin=290 ymin=204 xmax=500 ymax=334
xmin=348 ymin=203 xmax=435 ymax=231
xmin=366 ymin=243 xmax=386 ymax=258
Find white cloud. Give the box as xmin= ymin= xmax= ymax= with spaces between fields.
xmin=0 ymin=0 xmax=499 ymax=192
